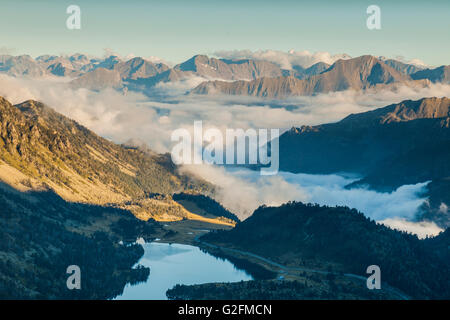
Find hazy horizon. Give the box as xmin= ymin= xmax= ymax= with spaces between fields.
xmin=1 ymin=0 xmax=449 ymax=66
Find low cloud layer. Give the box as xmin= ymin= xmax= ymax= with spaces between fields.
xmin=0 ymin=74 xmax=448 ymax=238
xmin=390 ymin=55 xmax=429 ymax=68
xmin=1 ymin=74 xmax=449 ymax=156
xmin=182 ymin=165 xmax=442 ymax=238
xmin=379 ymin=218 xmax=442 ymax=239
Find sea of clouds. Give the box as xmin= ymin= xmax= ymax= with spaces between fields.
xmin=181 ymin=166 xmax=442 ymax=238
xmin=0 ymin=73 xmax=449 ymax=238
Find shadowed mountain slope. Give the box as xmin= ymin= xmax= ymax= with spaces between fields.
xmin=0 ymin=179 xmax=159 ymax=299
xmin=277 ymin=97 xmax=450 ymax=227
xmin=412 ymin=65 xmax=450 ymax=83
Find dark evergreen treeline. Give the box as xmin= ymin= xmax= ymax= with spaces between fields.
xmin=202 ymin=201 xmax=450 ymax=299
xmin=0 ymin=182 xmax=160 ymax=299
xmin=173 ymin=192 xmax=240 ymax=222
xmin=166 ymin=278 xmax=397 ymax=300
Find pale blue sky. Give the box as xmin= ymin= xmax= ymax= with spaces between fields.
xmin=1 ymin=0 xmax=449 ymax=66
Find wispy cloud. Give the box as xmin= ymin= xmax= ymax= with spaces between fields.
xmin=379 ymin=218 xmax=442 ymax=239
xmin=214 ymin=49 xmax=352 ymax=69
xmin=391 ymin=55 xmax=430 ymax=68
xmin=182 ymin=165 xmax=442 ymax=238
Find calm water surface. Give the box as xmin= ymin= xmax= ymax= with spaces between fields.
xmin=116 ymin=242 xmax=253 ymax=300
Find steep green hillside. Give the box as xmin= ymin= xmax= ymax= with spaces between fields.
xmin=0 ymin=96 xmax=210 ymax=221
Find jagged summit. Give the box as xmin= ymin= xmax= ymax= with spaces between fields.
xmin=2 ymin=53 xmax=448 ymax=97
xmin=191 ymin=55 xmax=417 ymax=98
xmin=341 ymin=97 xmax=450 ymax=124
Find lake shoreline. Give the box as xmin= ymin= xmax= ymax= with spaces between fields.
xmin=115 ymin=241 xmax=254 ymax=300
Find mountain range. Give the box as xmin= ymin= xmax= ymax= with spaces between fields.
xmin=3 ymin=53 xmax=448 ymax=98
xmin=0 ymin=53 xmax=325 ymax=81
xmin=191 ymin=55 xmax=438 ymax=98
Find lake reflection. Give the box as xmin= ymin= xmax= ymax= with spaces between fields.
xmin=115 ymin=242 xmax=253 ymax=300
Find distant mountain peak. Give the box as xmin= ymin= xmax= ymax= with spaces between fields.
xmin=1 ymin=53 xmax=448 ymax=96
xmin=176 ymin=54 xmax=210 ymax=72
xmin=381 ymin=97 xmax=450 ymax=123
xmin=341 ymin=97 xmax=450 ymax=125
xmin=191 ymin=55 xmax=416 ymax=98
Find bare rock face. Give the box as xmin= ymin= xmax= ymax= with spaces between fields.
xmin=191 ymin=55 xmax=415 ymax=98
xmin=303 ymin=61 xmax=330 ymax=76
xmin=46 ymin=62 xmax=77 ymax=77
xmin=113 ymin=57 xmax=169 ymax=80
xmin=379 ymin=97 xmax=450 ymax=123
xmin=69 ymin=67 xmax=123 ymax=90
xmin=315 ymin=55 xmax=408 ymax=88
xmin=338 ymin=97 xmax=450 ymax=125
xmin=125 ymin=55 xmax=287 ymax=90
xmin=412 ymin=65 xmax=450 ymax=83
xmin=174 ymin=54 xmax=284 ymax=80
xmin=0 ymin=55 xmax=47 ymax=77
xmin=381 ymin=58 xmax=426 ymax=75
xmin=1 ymin=53 xmax=449 ymax=97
